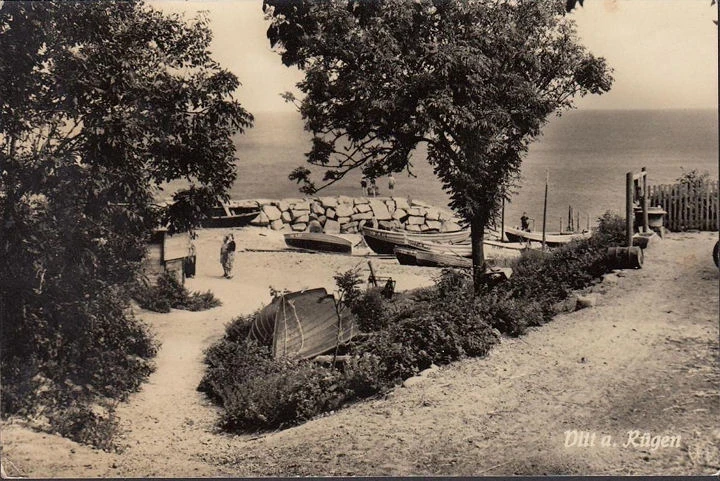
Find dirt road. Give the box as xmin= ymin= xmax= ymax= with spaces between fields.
xmin=2 ymin=230 xmax=718 ymax=476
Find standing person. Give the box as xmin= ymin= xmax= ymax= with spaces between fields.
xmin=388 ymin=173 xmax=395 ymax=193
xmin=219 ymin=235 xmax=229 ymax=277
xmin=360 ymin=178 xmax=368 ymax=194
xmin=520 ymin=212 xmax=531 ymax=232
xmin=370 ymin=178 xmax=378 ymax=197
xmin=224 ymin=233 xmax=236 ymax=278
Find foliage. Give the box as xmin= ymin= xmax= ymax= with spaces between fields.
xmin=0 ymin=0 xmax=251 ymax=444
xmin=134 ymin=272 xmax=221 ymax=313
xmin=676 ymin=168 xmax=711 ymax=191
xmin=47 ymin=402 xmax=121 ymax=452
xmin=264 ymin=0 xmax=613 ymax=287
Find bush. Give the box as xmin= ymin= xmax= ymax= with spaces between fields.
xmin=47 ymin=402 xmax=120 ymax=452
xmin=135 ymin=272 xmax=221 ymax=313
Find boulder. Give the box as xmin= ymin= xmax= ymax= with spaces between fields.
xmin=318 ymin=196 xmax=338 ymax=208
xmin=250 ymin=212 xmax=270 ymax=227
xmin=294 ymin=214 xmax=310 ymax=224
xmin=425 ymin=207 xmax=441 ymax=221
xmin=341 ymin=221 xmax=359 ymax=234
xmin=290 ymin=200 xmax=310 ymax=211
xmin=337 ymin=195 xmax=354 ymax=205
xmin=311 ymin=201 xmax=325 ymax=216
xmin=385 ymin=199 xmax=396 ymax=212
xmin=426 ymin=220 xmax=442 ymax=231
xmin=291 ymin=209 xmax=310 ymax=220
xmin=318 ymin=215 xmax=327 ymax=225
xmin=392 ymin=208 xmax=408 ymax=221
xmin=351 ymin=212 xmax=373 ymax=221
xmin=378 ymin=220 xmax=396 ymax=230
xmin=438 ymin=210 xmax=453 ymax=221
xmin=277 ymin=199 xmax=292 ymax=211
xmin=291 ymin=223 xmax=307 ymax=232
xmin=355 ymin=203 xmax=372 ymax=213
xmin=406 ymin=224 xmax=422 ymax=232
xmin=354 ymin=197 xmax=370 ymax=205
xmin=410 ymin=199 xmax=431 ymax=208
xmin=394 ymin=197 xmax=410 ymax=210
xmin=406 ymin=216 xmax=425 ymax=225
xmin=440 ymin=220 xmax=462 ymax=232
xmin=407 ymin=207 xmax=424 ymax=217
xmin=337 ymin=216 xmax=351 ymax=226
xmin=335 ymin=203 xmax=354 ymax=218
xmin=369 ymin=199 xmax=392 ymax=220
xmin=308 ymin=219 xmax=323 ymax=233
xmin=270 ymin=219 xmax=284 ymax=231
xmin=325 ymin=207 xmax=337 ymax=219
xmin=262 ymin=205 xmax=282 ymax=222
xmin=281 ymin=211 xmax=292 ymax=223
xmin=324 ymin=219 xmax=340 ymax=234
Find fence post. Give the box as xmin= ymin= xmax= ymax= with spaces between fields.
xmin=626 ymin=171 xmax=634 ymax=247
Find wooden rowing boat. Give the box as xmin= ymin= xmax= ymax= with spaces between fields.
xmin=394 ymin=247 xmax=419 ymax=266
xmin=504 ymin=226 xmax=591 ymax=247
xmin=361 ymin=225 xmax=471 ymax=255
xmin=248 ymin=288 xmax=356 ymax=359
xmin=284 ymin=232 xmax=352 ymax=254
xmin=407 ymin=238 xmax=527 ymax=258
xmin=415 ymin=250 xmax=472 ymax=268
xmin=201 ymin=203 xmax=260 ymax=228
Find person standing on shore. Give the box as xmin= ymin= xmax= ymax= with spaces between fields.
xmin=360 ymin=178 xmax=368 ymax=195
xmin=388 ymin=173 xmax=395 ymax=193
xmin=370 ymin=178 xmax=379 ymax=197
xmin=521 ymin=212 xmax=531 ymax=232
xmin=220 ymin=233 xmax=237 ymax=278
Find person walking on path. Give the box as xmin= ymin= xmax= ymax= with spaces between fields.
xmin=220 ymin=233 xmax=237 ymax=278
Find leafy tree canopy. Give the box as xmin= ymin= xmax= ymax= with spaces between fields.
xmin=264 ymin=0 xmax=612 ymax=288
xmin=0 ymin=1 xmax=251 ymax=418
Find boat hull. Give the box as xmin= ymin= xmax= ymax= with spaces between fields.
xmin=249 ymin=288 xmax=356 ymax=359
xmin=415 ymin=251 xmax=472 ymax=268
xmin=504 ymin=227 xmax=591 ymax=247
xmin=284 ymin=233 xmax=352 ymax=254
xmin=394 ymin=247 xmax=419 ymax=265
xmin=361 ymin=226 xmax=470 ymax=255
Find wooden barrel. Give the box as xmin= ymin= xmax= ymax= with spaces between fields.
xmin=607 ymin=246 xmax=643 ymax=269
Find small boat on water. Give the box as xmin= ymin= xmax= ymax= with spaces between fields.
xmin=284 ymin=232 xmax=353 ymax=254
xmin=248 ymin=288 xmax=356 ymax=359
xmin=504 ymin=226 xmax=591 ymax=247
xmin=361 ymin=225 xmax=471 ymax=255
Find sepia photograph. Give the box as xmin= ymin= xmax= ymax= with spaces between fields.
xmin=1 ymin=0 xmax=718 ymax=477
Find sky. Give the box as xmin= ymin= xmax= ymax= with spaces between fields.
xmin=153 ymin=0 xmax=719 ymax=113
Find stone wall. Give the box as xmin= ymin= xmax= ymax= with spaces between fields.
xmin=240 ymin=196 xmax=462 ymax=234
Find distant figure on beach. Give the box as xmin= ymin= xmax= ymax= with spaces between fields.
xmin=388 ymin=173 xmax=395 ymax=192
xmin=520 ymin=212 xmax=531 ymax=231
xmin=370 ymin=178 xmax=379 ymax=197
xmin=220 ymin=233 xmax=236 ymax=278
xmin=360 ymin=178 xmax=368 ymax=194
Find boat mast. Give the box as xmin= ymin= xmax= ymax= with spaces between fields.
xmin=542 ymin=170 xmax=548 ymax=250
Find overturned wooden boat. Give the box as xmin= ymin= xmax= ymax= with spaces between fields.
xmin=361 ymin=225 xmax=471 ymax=255
xmin=248 ymin=288 xmax=356 ymax=359
xmin=284 ymin=232 xmax=352 ymax=254
xmin=504 ymin=226 xmax=591 ymax=247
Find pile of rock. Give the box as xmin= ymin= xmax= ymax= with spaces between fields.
xmin=245 ymin=196 xmax=462 ymax=234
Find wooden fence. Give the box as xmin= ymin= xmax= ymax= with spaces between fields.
xmin=647 ymin=180 xmax=719 ymax=232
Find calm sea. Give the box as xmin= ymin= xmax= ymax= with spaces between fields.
xmin=231 ymin=109 xmax=718 ymax=230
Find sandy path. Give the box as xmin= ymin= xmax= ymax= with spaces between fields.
xmin=1 ymin=229 xmax=718 ymax=476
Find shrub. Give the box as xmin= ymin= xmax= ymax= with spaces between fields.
xmin=135 ymin=272 xmax=221 ymax=313
xmin=47 ymin=402 xmax=120 ymax=452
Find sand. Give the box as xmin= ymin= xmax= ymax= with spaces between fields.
xmin=1 ymin=228 xmax=718 ymax=477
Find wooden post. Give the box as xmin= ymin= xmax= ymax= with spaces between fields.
xmin=641 ymin=167 xmax=649 ymax=233
xmin=542 ymin=171 xmax=548 ymax=250
xmin=586 ymin=213 xmax=590 ymax=231
xmin=626 ymin=171 xmax=634 ymax=247
xmin=568 ymin=205 xmax=573 ymax=232
xmin=500 ymin=197 xmax=505 ymax=243
xmin=560 ymin=218 xmax=563 ymax=233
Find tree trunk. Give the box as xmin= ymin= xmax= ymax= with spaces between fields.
xmin=470 ymin=215 xmax=487 ymax=295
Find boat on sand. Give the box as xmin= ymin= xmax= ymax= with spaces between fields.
xmin=503 ymin=226 xmax=591 ymax=247
xmin=361 ymin=225 xmax=471 ymax=255
xmin=284 ymin=232 xmax=353 ymax=254
xmin=248 ymin=288 xmax=356 ymax=359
